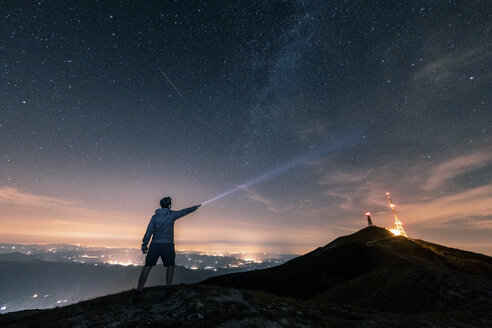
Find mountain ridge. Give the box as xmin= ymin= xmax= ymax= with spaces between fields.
xmin=204 ymin=226 xmax=492 ymax=313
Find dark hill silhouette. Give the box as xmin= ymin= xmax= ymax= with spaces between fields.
xmin=1 ymin=284 xmax=487 ymax=328
xmin=0 ymin=252 xmax=40 ymax=262
xmin=204 ymin=226 xmax=492 ymax=313
xmin=0 ymin=259 xmax=218 ymax=312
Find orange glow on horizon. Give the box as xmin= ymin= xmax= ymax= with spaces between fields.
xmin=2 ymin=182 xmax=492 ymax=256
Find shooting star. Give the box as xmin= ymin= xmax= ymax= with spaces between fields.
xmin=158 ymin=67 xmax=183 ymax=97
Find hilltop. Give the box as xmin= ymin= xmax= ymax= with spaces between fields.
xmin=204 ymin=226 xmax=492 ymax=314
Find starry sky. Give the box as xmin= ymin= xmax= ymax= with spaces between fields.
xmin=1 ymin=1 xmax=491 ymax=255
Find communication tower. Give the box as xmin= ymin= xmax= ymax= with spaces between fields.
xmin=386 ymin=192 xmax=407 ymax=237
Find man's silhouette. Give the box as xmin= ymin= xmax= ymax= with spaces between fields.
xmin=134 ymin=197 xmax=200 ymax=303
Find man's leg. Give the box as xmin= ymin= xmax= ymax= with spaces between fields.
xmin=133 ymin=266 xmax=152 ymax=304
xmin=137 ymin=266 xmax=152 ymax=291
xmin=165 ymin=265 xmax=175 ymax=287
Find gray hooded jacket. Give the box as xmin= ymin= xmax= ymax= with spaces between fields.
xmin=142 ymin=206 xmax=199 ymax=246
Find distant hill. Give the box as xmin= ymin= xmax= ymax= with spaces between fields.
xmin=0 ymin=248 xmax=295 ymax=313
xmin=0 ymin=259 xmax=217 ymax=313
xmin=204 ymin=226 xmax=492 ymax=313
xmin=0 ymin=252 xmax=40 ymax=262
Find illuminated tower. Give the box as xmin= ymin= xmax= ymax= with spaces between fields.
xmin=386 ymin=192 xmax=407 ymax=237
xmin=365 ymin=212 xmax=373 ymax=226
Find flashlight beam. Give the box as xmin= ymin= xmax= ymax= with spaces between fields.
xmin=201 ymin=131 xmax=363 ymax=206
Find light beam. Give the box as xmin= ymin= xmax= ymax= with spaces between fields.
xmin=202 ymin=131 xmax=363 ymax=206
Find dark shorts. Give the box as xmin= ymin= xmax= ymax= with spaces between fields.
xmin=145 ymin=243 xmax=175 ymax=267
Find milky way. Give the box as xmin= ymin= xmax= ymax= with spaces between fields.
xmin=0 ymin=1 xmax=490 ymax=254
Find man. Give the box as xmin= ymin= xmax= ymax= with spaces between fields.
xmin=133 ymin=196 xmax=200 ymax=303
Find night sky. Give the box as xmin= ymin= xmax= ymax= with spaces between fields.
xmin=1 ymin=1 xmax=491 ymax=254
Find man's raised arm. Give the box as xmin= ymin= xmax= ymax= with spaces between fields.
xmin=171 ymin=204 xmax=201 ymax=221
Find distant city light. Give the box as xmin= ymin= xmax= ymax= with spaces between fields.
xmin=105 ymin=260 xmax=136 ymax=266
xmin=0 ymin=242 xmax=294 ymax=312
xmin=243 ymin=258 xmax=262 ymax=263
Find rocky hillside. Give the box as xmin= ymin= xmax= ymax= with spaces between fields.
xmin=1 ymin=284 xmax=488 ymax=328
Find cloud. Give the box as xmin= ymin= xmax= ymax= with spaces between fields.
xmin=0 ymin=187 xmax=143 ymax=246
xmin=241 ymin=187 xmax=282 ymax=213
xmin=0 ymin=186 xmax=140 ymax=222
xmin=297 ymin=119 xmax=328 ymax=140
xmin=440 ymin=215 xmax=492 ymax=230
xmin=0 ymin=187 xmax=73 ymax=207
xmin=317 ymin=148 xmax=492 ymax=232
xmin=411 ymin=46 xmax=491 ymax=83
xmin=424 ymin=152 xmax=492 ymax=191
xmin=400 ymin=184 xmax=492 ymax=226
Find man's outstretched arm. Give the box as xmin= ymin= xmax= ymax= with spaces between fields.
xmin=171 ymin=204 xmax=201 ymax=221
xmin=141 ymin=218 xmax=155 ymax=253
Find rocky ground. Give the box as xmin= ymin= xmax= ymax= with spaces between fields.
xmin=1 ymin=284 xmax=490 ymax=328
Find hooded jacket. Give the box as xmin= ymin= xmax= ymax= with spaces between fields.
xmin=142 ymin=205 xmax=199 ymax=246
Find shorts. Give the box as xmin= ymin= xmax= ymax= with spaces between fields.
xmin=145 ymin=243 xmax=175 ymax=267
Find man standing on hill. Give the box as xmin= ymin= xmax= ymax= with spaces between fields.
xmin=133 ymin=197 xmax=200 ymax=303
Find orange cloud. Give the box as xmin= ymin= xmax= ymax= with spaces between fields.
xmin=424 ymin=152 xmax=492 ymax=191
xmin=319 ymin=149 xmax=492 ymax=236
xmin=0 ymin=187 xmax=321 ymax=253
xmin=0 ymin=187 xmax=73 ymax=207
xmin=0 ymin=187 xmax=143 ymax=247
